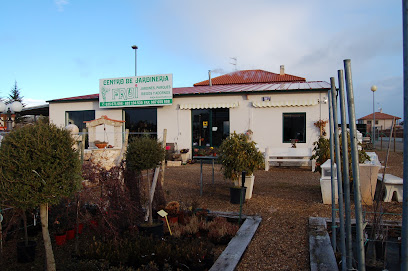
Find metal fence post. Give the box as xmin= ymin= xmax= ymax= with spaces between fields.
xmin=330 ymin=77 xmax=346 ymax=271
xmin=328 ymin=89 xmax=337 ymax=251
xmin=344 ymin=59 xmax=365 ymax=271
xmin=338 ymin=69 xmax=353 ymax=270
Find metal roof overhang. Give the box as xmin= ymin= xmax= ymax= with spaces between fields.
xmin=20 ymin=104 xmax=49 ymax=116
xmin=179 ymin=102 xmax=240 ymax=110
xmin=252 ymin=99 xmax=319 ymax=108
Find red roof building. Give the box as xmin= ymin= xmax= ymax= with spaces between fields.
xmin=358 ymin=110 xmax=401 ymax=130
xmin=194 ymin=69 xmax=305 ymax=86
xmin=48 ymin=68 xmax=331 ymax=161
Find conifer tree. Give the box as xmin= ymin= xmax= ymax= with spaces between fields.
xmin=7 ymin=80 xmax=25 ymax=105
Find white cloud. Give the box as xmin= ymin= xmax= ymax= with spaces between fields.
xmin=55 ymin=0 xmax=69 ymax=12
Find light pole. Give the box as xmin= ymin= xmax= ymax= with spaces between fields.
xmin=371 ymin=85 xmax=377 ymax=145
xmin=0 ymin=101 xmax=23 ymax=131
xmin=131 ymin=45 xmax=138 ymax=76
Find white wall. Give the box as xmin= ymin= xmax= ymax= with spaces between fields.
xmin=49 ymin=90 xmax=329 ymax=154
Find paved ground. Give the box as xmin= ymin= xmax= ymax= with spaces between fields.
xmin=374 ymin=138 xmax=403 ymax=153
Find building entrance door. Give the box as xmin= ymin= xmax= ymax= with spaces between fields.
xmin=192 ymin=108 xmax=229 ymax=156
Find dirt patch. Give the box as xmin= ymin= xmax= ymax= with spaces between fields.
xmin=163 ymin=150 xmax=403 ymax=270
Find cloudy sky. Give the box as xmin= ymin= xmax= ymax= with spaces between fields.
xmin=0 ymin=0 xmax=403 ymax=119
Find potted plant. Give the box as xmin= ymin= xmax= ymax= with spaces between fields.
xmin=53 ymin=217 xmax=67 ymax=246
xmin=125 ymin=136 xmax=166 ymax=238
xmin=94 ymin=140 xmax=108 ymax=149
xmin=180 ymin=149 xmax=189 ymax=164
xmin=164 ymin=201 xmax=180 ymax=223
xmin=218 ymin=132 xmax=264 ymax=202
xmin=0 ymin=121 xmax=82 ymax=270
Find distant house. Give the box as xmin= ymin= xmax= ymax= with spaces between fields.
xmin=358 ymin=109 xmax=401 ymax=131
xmin=48 ymin=67 xmax=330 ymax=157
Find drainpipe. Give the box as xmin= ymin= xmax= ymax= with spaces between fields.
xmin=328 ymin=89 xmax=337 ymax=251
xmin=401 ymin=0 xmax=408 ymax=269
xmin=209 ymin=70 xmax=212 ymax=87
xmin=338 ymin=69 xmax=353 ymax=270
xmin=344 ymin=59 xmax=366 ymax=271
xmin=330 ymin=77 xmax=346 ymax=271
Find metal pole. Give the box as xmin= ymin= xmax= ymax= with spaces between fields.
xmin=338 ymin=70 xmax=353 ymax=270
xmin=200 ymin=159 xmax=203 ymax=196
xmin=344 ymin=59 xmax=366 ymax=271
xmin=239 ymin=171 xmax=246 ymax=225
xmin=330 ymin=77 xmax=346 ymax=271
xmin=328 ymin=89 xmax=337 ymax=251
xmin=373 ymin=90 xmax=375 ymax=145
xmin=131 ymin=45 xmax=138 ymax=76
xmin=401 ymin=0 xmax=408 ymax=269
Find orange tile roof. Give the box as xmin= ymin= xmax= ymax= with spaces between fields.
xmin=358 ymin=112 xmax=401 ymax=120
xmin=194 ymin=69 xmax=306 ymax=86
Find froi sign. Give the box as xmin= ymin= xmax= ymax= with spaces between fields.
xmin=99 ymin=74 xmax=173 ymax=108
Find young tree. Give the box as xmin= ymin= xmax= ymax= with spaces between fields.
xmin=125 ymin=136 xmax=165 ymax=224
xmin=7 ymin=80 xmax=25 ymax=105
xmin=0 ymin=121 xmax=82 ymax=271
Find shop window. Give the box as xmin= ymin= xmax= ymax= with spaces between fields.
xmin=123 ymin=108 xmax=157 ymax=138
xmin=192 ymin=108 xmax=229 ymax=153
xmin=283 ymin=113 xmax=306 ymax=143
xmin=66 ymin=110 xmax=95 ymax=131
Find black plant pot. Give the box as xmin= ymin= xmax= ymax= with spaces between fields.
xmin=137 ymin=220 xmax=164 ymax=238
xmin=17 ymin=240 xmax=37 ymax=263
xmin=230 ymin=187 xmax=247 ymax=204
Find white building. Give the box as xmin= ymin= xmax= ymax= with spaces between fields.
xmin=48 ymin=69 xmax=330 ymax=158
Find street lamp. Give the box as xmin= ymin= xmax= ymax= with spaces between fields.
xmin=131 ymin=45 xmax=138 ymax=76
xmin=0 ymin=101 xmax=23 ymax=131
xmin=371 ymin=85 xmax=377 ymax=145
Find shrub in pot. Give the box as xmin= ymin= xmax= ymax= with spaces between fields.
xmin=125 ymin=136 xmax=165 ymax=237
xmin=0 ymin=121 xmax=82 ymax=269
xmin=218 ymin=132 xmax=264 ymax=201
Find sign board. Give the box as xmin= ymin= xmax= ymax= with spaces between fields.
xmin=99 ymin=74 xmax=172 ymax=108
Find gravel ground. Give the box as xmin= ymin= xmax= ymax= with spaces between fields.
xmin=163 ymin=150 xmax=404 ymax=270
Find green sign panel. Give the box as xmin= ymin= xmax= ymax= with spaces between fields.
xmin=99 ymin=74 xmax=173 ymax=108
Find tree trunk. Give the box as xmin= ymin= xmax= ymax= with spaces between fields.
xmin=148 ymin=169 xmax=153 ymax=224
xmin=40 ymin=204 xmax=56 ymax=271
xmin=22 ymin=210 xmax=28 ymax=246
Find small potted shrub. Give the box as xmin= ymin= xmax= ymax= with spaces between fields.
xmin=125 ymin=136 xmax=165 ymax=238
xmin=218 ymin=132 xmax=264 ymax=202
xmin=180 ymin=149 xmax=189 ymax=164
xmin=164 ymin=201 xmax=180 ymax=223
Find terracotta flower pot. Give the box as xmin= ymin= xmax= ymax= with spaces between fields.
xmin=95 ymin=143 xmax=107 ymax=149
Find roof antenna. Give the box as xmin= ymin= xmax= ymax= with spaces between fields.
xmin=230 ymin=57 xmax=237 ymax=71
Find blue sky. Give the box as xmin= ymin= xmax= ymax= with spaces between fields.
xmin=0 ymin=0 xmax=403 ymax=119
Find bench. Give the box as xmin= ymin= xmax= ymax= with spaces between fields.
xmin=377 ymin=173 xmax=403 ymax=202
xmin=264 ymin=147 xmax=315 ymax=172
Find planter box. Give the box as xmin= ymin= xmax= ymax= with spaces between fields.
xmin=233 ymin=175 xmax=255 ymax=199
xmin=167 ymin=161 xmax=181 ymax=167
xmin=359 ymin=164 xmax=381 ymax=205
xmin=320 ymin=159 xmax=338 ymax=205
xmin=319 ymin=160 xmax=380 ymax=205
xmin=181 ymin=153 xmax=189 ymax=164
